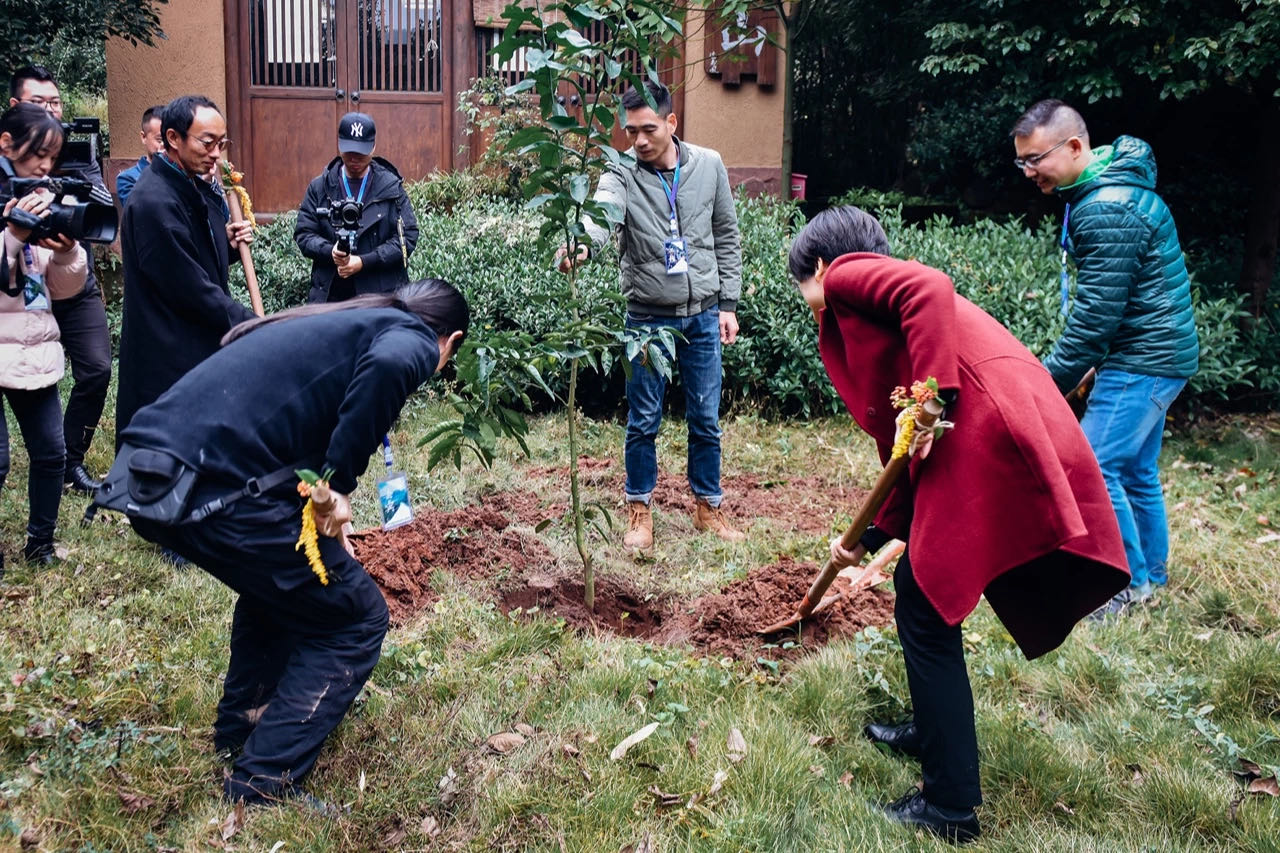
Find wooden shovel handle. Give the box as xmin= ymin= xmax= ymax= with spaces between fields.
xmin=793 ymin=399 xmax=944 ymax=621
xmin=224 ymin=187 xmax=264 ymax=317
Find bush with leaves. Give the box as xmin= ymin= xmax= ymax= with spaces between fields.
xmin=220 ymin=181 xmax=1278 ymax=416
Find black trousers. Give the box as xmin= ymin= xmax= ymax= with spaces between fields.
xmin=136 ymin=493 xmax=388 ymax=802
xmin=0 ymin=385 xmax=65 ymax=543
xmin=895 ymin=547 xmax=983 ymax=809
xmin=51 ymin=287 xmax=111 ymax=471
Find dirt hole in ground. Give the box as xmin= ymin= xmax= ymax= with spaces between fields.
xmin=499 ymin=574 xmax=670 ymax=640
xmin=353 ymin=488 xmax=895 ymax=660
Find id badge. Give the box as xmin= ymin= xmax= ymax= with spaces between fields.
xmin=377 ymin=471 xmax=414 ymax=530
xmin=664 ymin=236 xmax=689 ymax=275
xmin=22 ymin=272 xmax=49 ymax=311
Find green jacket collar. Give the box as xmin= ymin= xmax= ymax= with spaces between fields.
xmin=1058 ymin=145 xmax=1115 ymax=193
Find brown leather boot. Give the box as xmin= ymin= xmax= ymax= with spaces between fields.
xmin=623 ymin=501 xmax=654 ymax=549
xmin=693 ymin=499 xmax=747 ymax=542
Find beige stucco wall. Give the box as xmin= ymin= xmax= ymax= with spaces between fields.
xmin=679 ymin=8 xmax=784 ymax=180
xmin=105 ymin=0 xmax=227 ymax=162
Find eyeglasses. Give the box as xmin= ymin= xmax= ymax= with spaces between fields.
xmin=20 ymin=97 xmax=62 ymax=110
xmin=1013 ymin=137 xmax=1074 ymax=170
xmin=184 ymin=134 xmax=233 ymax=153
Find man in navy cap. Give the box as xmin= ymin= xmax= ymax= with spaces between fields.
xmin=294 ymin=112 xmax=418 ymax=302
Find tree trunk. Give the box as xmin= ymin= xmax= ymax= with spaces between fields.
xmin=779 ymin=6 xmax=796 ymax=199
xmin=1237 ymin=98 xmax=1280 ymax=318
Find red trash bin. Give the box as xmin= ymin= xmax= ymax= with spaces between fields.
xmin=789 ymin=172 xmax=808 ymax=201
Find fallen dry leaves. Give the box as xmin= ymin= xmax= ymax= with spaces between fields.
xmin=611 ymin=722 xmax=660 ymax=761
xmin=726 ymin=728 xmax=747 ymax=763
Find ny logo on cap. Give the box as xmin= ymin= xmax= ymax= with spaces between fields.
xmin=350 ymin=122 xmax=365 ymax=138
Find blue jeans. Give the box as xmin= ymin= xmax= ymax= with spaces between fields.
xmin=624 ymin=306 xmax=723 ymax=506
xmin=1080 ymin=369 xmax=1186 ymax=589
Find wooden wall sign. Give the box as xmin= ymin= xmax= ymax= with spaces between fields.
xmin=703 ymin=2 xmax=777 ymax=87
xmin=472 ymin=0 xmax=562 ymax=29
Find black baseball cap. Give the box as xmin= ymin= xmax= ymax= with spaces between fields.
xmin=337 ymin=112 xmax=376 ymax=155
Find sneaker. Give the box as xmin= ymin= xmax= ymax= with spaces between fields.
xmin=622 ymin=501 xmax=653 ymax=550
xmin=881 ymin=788 xmax=980 ymax=844
xmin=1087 ymin=587 xmax=1131 ymax=622
xmin=692 ymin=499 xmax=746 ymax=542
xmin=1130 ymin=581 xmax=1155 ymax=604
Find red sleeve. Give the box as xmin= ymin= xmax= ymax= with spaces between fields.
xmin=823 ymin=256 xmax=961 ymax=394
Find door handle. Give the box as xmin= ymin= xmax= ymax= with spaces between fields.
xmin=335 ymin=88 xmax=345 ymax=100
xmin=351 ymin=90 xmax=361 ymax=103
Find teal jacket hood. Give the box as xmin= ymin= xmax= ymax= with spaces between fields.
xmin=1060 ymin=135 xmax=1157 ymax=202
xmin=1042 ymin=135 xmax=1199 ymax=390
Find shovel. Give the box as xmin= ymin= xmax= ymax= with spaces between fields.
xmin=758 ymin=400 xmax=942 ymax=635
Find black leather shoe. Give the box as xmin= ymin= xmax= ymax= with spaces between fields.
xmin=64 ymin=464 xmax=103 ymax=494
xmin=22 ymin=539 xmax=56 ymax=566
xmin=882 ymin=789 xmax=980 ymax=844
xmin=865 ymin=720 xmax=922 ymax=758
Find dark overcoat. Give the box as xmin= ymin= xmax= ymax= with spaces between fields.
xmin=293 ymin=156 xmax=418 ymax=302
xmin=116 ymin=155 xmax=257 ymax=437
xmin=819 ymin=254 xmax=1128 ymax=659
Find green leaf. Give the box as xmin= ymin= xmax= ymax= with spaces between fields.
xmin=569 ymin=173 xmax=591 ymax=205
xmin=426 ymin=433 xmax=461 ymax=471
xmin=504 ymin=78 xmax=537 ymax=96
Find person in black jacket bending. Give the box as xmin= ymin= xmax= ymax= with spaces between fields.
xmin=120 ymin=279 xmax=468 ymax=804
xmin=115 ymin=94 xmax=256 ymax=439
xmin=294 ymin=112 xmax=418 ymax=303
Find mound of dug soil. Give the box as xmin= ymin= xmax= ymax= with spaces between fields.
xmin=350 ymin=499 xmax=557 ymax=622
xmin=660 ymin=556 xmax=896 ymax=659
xmin=353 ymin=495 xmax=896 ymax=659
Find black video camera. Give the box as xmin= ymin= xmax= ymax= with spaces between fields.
xmin=316 ymin=198 xmax=363 ymax=254
xmin=55 ymin=117 xmax=102 ymax=175
xmin=1 ymin=176 xmax=119 ymax=244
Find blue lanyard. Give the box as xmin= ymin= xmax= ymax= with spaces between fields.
xmin=655 ymin=159 xmax=681 ymax=235
xmin=341 ymin=169 xmax=370 ymax=205
xmin=381 ymin=435 xmax=394 ymax=472
xmin=1058 ymin=202 xmax=1072 ymax=317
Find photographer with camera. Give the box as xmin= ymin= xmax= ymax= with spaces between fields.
xmin=0 ymin=104 xmax=89 ymax=570
xmin=9 ymin=66 xmax=114 ymax=494
xmin=294 ymin=112 xmax=417 ymax=303
xmin=116 ymin=94 xmax=256 ymax=438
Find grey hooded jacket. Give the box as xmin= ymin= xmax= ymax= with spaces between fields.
xmin=585 ymin=139 xmax=741 ymax=316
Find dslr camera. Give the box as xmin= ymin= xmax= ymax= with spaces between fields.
xmin=316 ymin=198 xmax=363 ymax=254
xmin=1 ymin=175 xmax=119 ymax=244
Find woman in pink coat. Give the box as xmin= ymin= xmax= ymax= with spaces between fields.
xmin=789 ymin=206 xmax=1127 ymax=844
xmin=0 ymin=104 xmax=88 ymax=571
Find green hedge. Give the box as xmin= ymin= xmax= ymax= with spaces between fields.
xmin=228 ymin=176 xmax=1277 ymax=414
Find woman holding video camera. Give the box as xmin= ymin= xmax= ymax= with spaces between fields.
xmin=0 ymin=103 xmax=88 ymax=571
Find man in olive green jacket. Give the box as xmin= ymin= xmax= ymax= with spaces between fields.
xmin=561 ymin=81 xmax=745 ymax=551
xmin=1012 ymin=99 xmax=1199 ymax=610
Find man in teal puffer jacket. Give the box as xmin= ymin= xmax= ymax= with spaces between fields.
xmin=1012 ymin=99 xmax=1199 ymax=611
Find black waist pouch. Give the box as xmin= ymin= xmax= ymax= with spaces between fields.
xmin=95 ymin=444 xmax=305 ymax=526
xmin=95 ymin=443 xmax=200 ymax=524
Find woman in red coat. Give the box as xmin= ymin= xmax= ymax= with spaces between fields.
xmin=789 ymin=207 xmax=1127 ymax=843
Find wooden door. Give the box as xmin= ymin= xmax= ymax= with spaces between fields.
xmin=348 ymin=0 xmax=450 ymax=181
xmin=230 ymin=0 xmax=454 ymax=214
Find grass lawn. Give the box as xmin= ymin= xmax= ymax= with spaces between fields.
xmin=1 ymin=392 xmax=1278 ymax=851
